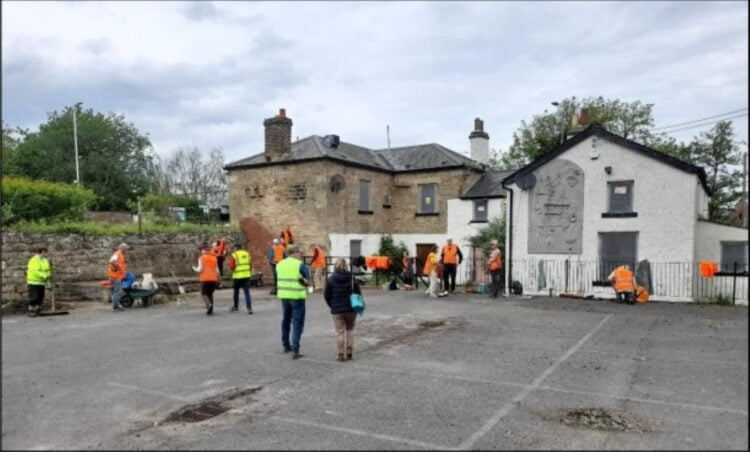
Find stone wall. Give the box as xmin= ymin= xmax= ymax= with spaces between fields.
xmin=1 ymin=231 xmax=243 ymax=306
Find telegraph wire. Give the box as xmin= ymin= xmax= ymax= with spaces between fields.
xmin=656 ymin=113 xmax=748 ymax=134
xmin=653 ymin=108 xmax=748 ymax=131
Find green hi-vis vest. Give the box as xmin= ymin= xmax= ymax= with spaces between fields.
xmin=27 ymin=255 xmax=51 ymax=286
xmin=276 ymin=257 xmax=306 ymax=301
xmin=231 ymin=250 xmax=252 ymax=279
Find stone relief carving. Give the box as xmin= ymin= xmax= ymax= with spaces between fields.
xmin=527 ymin=158 xmax=584 ymax=254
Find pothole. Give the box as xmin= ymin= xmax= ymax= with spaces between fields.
xmin=161 ymin=386 xmax=262 ymax=425
xmin=559 ymin=408 xmax=652 ymax=432
xmin=419 ymin=320 xmax=446 ymax=329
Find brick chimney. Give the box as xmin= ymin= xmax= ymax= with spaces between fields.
xmin=264 ymin=108 xmax=293 ymax=162
xmin=469 ymin=117 xmax=489 ymax=165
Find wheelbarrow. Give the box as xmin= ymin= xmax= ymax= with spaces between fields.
xmin=120 ymin=287 xmax=159 ymax=308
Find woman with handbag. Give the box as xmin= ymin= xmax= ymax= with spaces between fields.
xmin=324 ymin=258 xmax=362 ymax=362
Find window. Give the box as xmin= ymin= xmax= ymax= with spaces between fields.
xmin=473 ymin=199 xmax=488 ymax=222
xmin=350 ymin=240 xmax=362 ymax=260
xmin=359 ymin=180 xmax=371 ymax=212
xmin=721 ymin=241 xmax=748 ymax=272
xmin=606 ymin=181 xmax=634 ymax=215
xmin=418 ymin=183 xmax=437 ymax=214
xmin=599 ymin=232 xmax=638 ymax=278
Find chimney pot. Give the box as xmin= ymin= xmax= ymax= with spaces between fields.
xmin=578 ymin=108 xmax=590 ymax=126
xmin=474 ymin=117 xmax=484 ymax=132
xmin=279 ymin=108 xmax=286 ymax=117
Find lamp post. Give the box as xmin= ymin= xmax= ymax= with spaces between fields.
xmin=551 ymin=101 xmax=565 ymax=145
xmin=72 ymin=102 xmax=83 ymax=186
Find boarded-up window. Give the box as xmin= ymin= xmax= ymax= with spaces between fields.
xmin=721 ymin=241 xmax=748 ymax=272
xmin=287 ymin=184 xmax=307 ymax=201
xmin=419 ymin=184 xmax=437 ymax=213
xmin=599 ymin=231 xmax=638 ymax=278
xmin=473 ymin=199 xmax=488 ymax=222
xmin=359 ymin=180 xmax=371 ymax=211
xmin=607 ymin=181 xmax=634 ymax=213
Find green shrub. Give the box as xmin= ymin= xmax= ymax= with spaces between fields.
xmin=1 ymin=177 xmax=96 ymax=225
xmin=466 ymin=216 xmax=505 ymax=256
xmin=376 ymin=234 xmax=408 ymax=279
xmin=140 ymin=193 xmax=202 ymax=220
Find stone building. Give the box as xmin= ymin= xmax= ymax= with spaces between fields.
xmin=225 ymin=109 xmax=509 ymax=283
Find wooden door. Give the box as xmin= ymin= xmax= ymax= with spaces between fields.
xmin=416 ymin=243 xmax=436 ymax=274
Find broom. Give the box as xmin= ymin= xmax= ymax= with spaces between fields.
xmin=38 ymin=264 xmax=69 ymax=316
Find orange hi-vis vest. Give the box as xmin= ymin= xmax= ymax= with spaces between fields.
xmin=281 ymin=229 xmax=293 ymax=245
xmin=273 ymin=244 xmax=286 ymax=263
xmin=613 ymin=266 xmax=635 ymax=292
xmin=107 ymin=250 xmax=127 ymax=280
xmin=488 ymin=251 xmax=502 ymax=270
xmin=199 ymin=253 xmax=219 ymax=282
xmin=213 ymin=239 xmax=227 ymax=257
xmin=311 ymin=246 xmax=326 ymax=269
xmin=423 ymin=252 xmax=437 ymax=276
xmin=442 ymin=244 xmax=459 ymax=264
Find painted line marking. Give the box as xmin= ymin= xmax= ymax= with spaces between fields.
xmin=108 ymin=383 xmax=189 ymax=402
xmin=458 ymin=314 xmax=613 ymax=450
xmin=535 ymin=385 xmax=748 ymax=416
xmin=253 ymin=348 xmax=748 ymax=416
xmin=270 ymin=416 xmax=453 ymax=450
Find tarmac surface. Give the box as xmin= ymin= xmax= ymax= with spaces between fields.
xmin=2 ymin=288 xmax=748 ymax=450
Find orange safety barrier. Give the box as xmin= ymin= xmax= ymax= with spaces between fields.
xmin=366 ymin=256 xmax=391 ymax=270
xmin=699 ymin=261 xmax=718 ymax=278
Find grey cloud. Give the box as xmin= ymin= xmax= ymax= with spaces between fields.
xmin=79 ymin=38 xmax=110 ymax=56
xmin=181 ymin=2 xmax=223 ymax=21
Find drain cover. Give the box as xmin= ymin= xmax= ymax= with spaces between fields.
xmin=163 ymin=401 xmax=229 ymax=424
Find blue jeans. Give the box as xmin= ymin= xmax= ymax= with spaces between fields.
xmin=281 ymin=300 xmax=306 ymax=352
xmin=233 ymin=278 xmax=252 ymax=310
xmin=110 ymin=277 xmax=123 ymax=309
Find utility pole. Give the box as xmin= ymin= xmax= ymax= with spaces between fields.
xmin=73 ymin=102 xmax=82 ymax=186
xmin=743 ymin=152 xmax=748 ymax=227
xmin=386 ymin=125 xmax=391 ymax=151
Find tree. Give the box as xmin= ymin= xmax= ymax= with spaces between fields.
xmin=498 ymin=96 xmax=655 ymax=169
xmin=2 ymin=121 xmax=27 ymax=176
xmin=7 ymin=106 xmax=154 ymax=211
xmin=659 ymin=121 xmax=744 ymax=222
xmin=163 ymin=146 xmax=227 ymax=206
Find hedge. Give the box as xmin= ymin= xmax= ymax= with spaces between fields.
xmin=1 ymin=177 xmax=96 ymax=225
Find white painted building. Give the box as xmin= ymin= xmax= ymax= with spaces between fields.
xmin=503 ymin=126 xmax=748 ymax=304
xmin=328 ymin=196 xmax=506 ymax=284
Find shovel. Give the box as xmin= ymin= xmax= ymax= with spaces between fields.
xmin=171 ymin=271 xmax=186 ymax=295
xmin=38 ymin=271 xmax=69 ymax=316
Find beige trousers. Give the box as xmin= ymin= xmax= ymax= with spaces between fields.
xmin=426 ymin=271 xmax=440 ymax=297
xmin=313 ymin=268 xmax=325 ymax=291
xmin=333 ymin=312 xmax=356 ymax=356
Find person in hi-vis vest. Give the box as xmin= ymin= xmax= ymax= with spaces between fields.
xmin=26 ymin=246 xmax=51 ymax=317
xmin=276 ymin=245 xmax=310 ymax=359
xmin=228 ymin=243 xmax=253 ymax=314
xmin=193 ymin=244 xmax=219 ymax=315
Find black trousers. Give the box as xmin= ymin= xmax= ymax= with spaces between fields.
xmin=443 ymin=264 xmax=457 ymax=292
xmin=28 ymin=285 xmax=45 ymax=308
xmin=217 ymin=256 xmax=225 ymax=276
xmin=489 ymin=270 xmax=502 ymax=297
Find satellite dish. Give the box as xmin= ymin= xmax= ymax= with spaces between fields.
xmin=517 ymin=173 xmax=537 ymax=191
xmin=329 ymin=174 xmax=346 ymax=193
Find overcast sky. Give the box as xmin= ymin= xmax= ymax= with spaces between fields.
xmin=2 ymin=1 xmax=748 ymax=164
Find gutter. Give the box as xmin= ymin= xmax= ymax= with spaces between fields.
xmin=502 ymin=181 xmax=514 ymax=293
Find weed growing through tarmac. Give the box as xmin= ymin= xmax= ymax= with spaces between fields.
xmin=559 ymin=408 xmax=653 ymax=433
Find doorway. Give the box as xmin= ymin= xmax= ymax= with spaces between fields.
xmin=349 ymin=239 xmax=362 ymax=259
xmin=416 ymin=243 xmax=437 ymax=274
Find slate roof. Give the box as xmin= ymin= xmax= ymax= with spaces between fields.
xmin=224 ymin=135 xmax=484 ymax=173
xmin=461 ymin=170 xmax=515 ymax=199
xmin=502 ymin=125 xmax=711 ymax=195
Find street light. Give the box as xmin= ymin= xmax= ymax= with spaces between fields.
xmin=551 ymin=101 xmax=565 ymax=145
xmin=73 ymin=102 xmax=82 ymax=186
